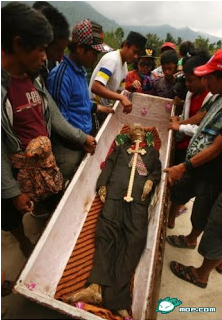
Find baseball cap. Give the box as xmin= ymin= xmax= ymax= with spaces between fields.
xmin=161 ymin=42 xmax=176 ymax=52
xmin=194 ymin=49 xmax=222 ymax=76
xmin=72 ymin=19 xmax=113 ymax=53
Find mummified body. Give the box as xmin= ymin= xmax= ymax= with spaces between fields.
xmin=64 ymin=124 xmax=161 ymax=318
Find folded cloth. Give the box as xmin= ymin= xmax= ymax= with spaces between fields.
xmin=11 ymin=136 xmax=63 ymax=202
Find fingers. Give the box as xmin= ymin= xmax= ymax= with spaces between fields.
xmin=123 ymin=105 xmax=132 ymax=114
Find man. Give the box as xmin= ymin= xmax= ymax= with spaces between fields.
xmin=167 ymin=51 xmax=212 ymax=226
xmin=89 ymin=31 xmax=147 ymax=118
xmin=164 ymin=49 xmax=222 ymax=249
xmin=1 ymin=3 xmax=96 ymax=256
xmin=153 ymin=42 xmax=176 ymax=77
xmin=170 ymin=192 xmax=222 ymax=288
xmin=35 ymin=4 xmax=70 ymax=83
xmin=47 ymin=19 xmax=113 ymax=182
xmin=63 ymin=124 xmax=161 ymax=319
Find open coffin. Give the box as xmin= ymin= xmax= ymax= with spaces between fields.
xmin=14 ymin=93 xmax=174 ymax=320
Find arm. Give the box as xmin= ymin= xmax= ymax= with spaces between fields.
xmin=168 ymin=121 xmax=198 ymax=136
xmin=125 ymin=71 xmax=141 ymax=92
xmin=179 ymin=110 xmax=207 ymax=125
xmin=91 ymin=80 xmax=132 ymax=114
xmin=141 ymin=150 xmax=162 ymax=201
xmin=45 ymin=90 xmax=96 ymax=154
xmin=179 ymin=124 xmax=198 ymax=136
xmin=164 ymin=134 xmax=222 ymax=186
xmin=1 ymin=143 xmax=33 ymax=212
xmin=96 ymin=145 xmax=120 ymax=189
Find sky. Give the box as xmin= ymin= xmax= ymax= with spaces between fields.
xmin=87 ymin=1 xmax=222 ymax=38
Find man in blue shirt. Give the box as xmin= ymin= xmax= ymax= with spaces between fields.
xmin=47 ymin=19 xmax=113 ymax=183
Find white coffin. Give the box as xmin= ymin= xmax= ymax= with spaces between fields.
xmin=14 ymin=93 xmax=174 ymax=320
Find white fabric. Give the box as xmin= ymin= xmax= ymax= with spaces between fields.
xmin=152 ymin=65 xmax=163 ymax=77
xmin=179 ymin=91 xmax=213 ymax=136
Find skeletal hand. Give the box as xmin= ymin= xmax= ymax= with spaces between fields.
xmin=141 ymin=180 xmax=153 ymax=201
xmin=98 ymin=185 xmax=107 ymax=203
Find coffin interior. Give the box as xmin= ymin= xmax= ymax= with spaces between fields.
xmin=14 ymin=93 xmax=174 ymax=320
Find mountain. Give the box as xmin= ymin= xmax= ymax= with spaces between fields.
xmin=1 ymin=1 xmax=221 ymax=43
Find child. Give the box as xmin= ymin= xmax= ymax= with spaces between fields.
xmin=152 ymin=50 xmax=178 ymax=99
xmin=125 ymin=48 xmax=157 ymax=94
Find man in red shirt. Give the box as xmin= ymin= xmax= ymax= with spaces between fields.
xmin=1 ymin=2 xmax=96 ymax=257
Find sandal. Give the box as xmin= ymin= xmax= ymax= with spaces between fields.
xmin=177 ymin=207 xmax=188 ymax=217
xmin=1 ymin=280 xmax=15 ymax=297
xmin=215 ymin=267 xmax=222 ymax=274
xmin=167 ymin=222 xmax=175 ymax=229
xmin=170 ymin=261 xmax=207 ymax=288
xmin=166 ymin=235 xmax=196 ymax=249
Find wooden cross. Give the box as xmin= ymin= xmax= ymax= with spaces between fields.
xmin=124 ymin=139 xmax=146 ymax=202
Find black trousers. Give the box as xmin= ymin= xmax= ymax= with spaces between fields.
xmin=170 ymin=174 xmax=221 ymax=231
xmin=88 ymin=198 xmax=148 ymax=310
xmin=198 ymin=192 xmax=222 ymax=260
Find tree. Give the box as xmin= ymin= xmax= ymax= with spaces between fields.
xmin=104 ymin=30 xmax=119 ymax=50
xmin=145 ymin=33 xmax=163 ymax=55
xmin=194 ymin=36 xmax=209 ymax=50
xmin=165 ymin=32 xmax=176 ymax=44
xmin=176 ymin=37 xmax=183 ymax=46
xmin=216 ymin=40 xmax=222 ymax=49
xmin=114 ymin=27 xmax=124 ymax=47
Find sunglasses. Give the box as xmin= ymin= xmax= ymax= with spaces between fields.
xmin=139 ymin=61 xmax=152 ymax=67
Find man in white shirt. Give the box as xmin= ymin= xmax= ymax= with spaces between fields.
xmin=89 ymin=31 xmax=147 ymax=117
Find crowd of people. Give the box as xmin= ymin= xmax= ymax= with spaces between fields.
xmin=1 ymin=1 xmax=222 ymax=319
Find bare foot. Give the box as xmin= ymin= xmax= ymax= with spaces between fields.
xmin=64 ymin=284 xmax=102 ymax=306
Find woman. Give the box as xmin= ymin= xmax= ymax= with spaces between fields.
xmin=126 ymin=48 xmax=157 ymax=94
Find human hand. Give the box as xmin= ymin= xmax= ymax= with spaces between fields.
xmin=168 ymin=122 xmax=180 ymax=131
xmin=173 ymin=96 xmax=184 ymax=109
xmin=12 ymin=193 xmax=34 ymax=213
xmin=98 ymin=185 xmax=107 ymax=203
xmin=169 ymin=116 xmax=180 ymax=123
xmin=120 ymin=96 xmax=132 ymax=114
xmin=141 ymin=180 xmax=153 ymax=201
xmin=97 ymin=104 xmax=115 ymax=115
xmin=84 ymin=135 xmax=97 ymax=155
xmin=163 ymin=163 xmax=186 ymax=187
xmin=132 ymin=80 xmax=142 ymax=90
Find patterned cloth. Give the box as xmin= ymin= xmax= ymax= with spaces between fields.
xmin=129 ymin=153 xmax=148 ymax=176
xmin=187 ymin=95 xmax=222 ymax=159
xmin=11 ymin=136 xmax=63 ymax=202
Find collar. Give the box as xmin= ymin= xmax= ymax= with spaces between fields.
xmin=1 ymin=68 xmax=11 ymax=88
xmin=64 ymin=55 xmax=87 ymax=77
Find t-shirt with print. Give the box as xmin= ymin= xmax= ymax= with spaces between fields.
xmin=7 ymin=76 xmax=48 ymax=151
xmin=89 ymin=49 xmax=128 ymax=106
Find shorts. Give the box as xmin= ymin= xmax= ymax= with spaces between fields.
xmin=198 ymin=193 xmax=222 ymax=260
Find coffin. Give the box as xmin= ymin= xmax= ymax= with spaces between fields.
xmin=14 ymin=93 xmax=174 ymax=320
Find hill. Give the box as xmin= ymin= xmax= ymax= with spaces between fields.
xmin=1 ymin=1 xmax=221 ymax=43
